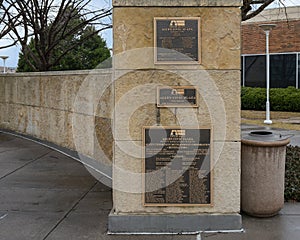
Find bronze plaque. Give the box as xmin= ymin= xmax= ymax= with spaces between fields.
xmin=143 ymin=127 xmax=212 ymax=206
xmin=154 ymin=17 xmax=201 ymax=64
xmin=157 ymin=86 xmax=198 ymax=107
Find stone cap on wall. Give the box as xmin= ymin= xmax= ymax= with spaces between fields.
xmin=0 ymin=68 xmax=112 ymax=77
xmin=113 ymin=0 xmax=242 ymax=7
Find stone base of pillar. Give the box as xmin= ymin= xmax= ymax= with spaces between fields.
xmin=108 ymin=211 xmax=242 ymax=234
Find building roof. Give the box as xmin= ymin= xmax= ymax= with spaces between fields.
xmin=244 ymin=6 xmax=300 ymax=24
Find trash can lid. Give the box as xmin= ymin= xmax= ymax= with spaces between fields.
xmin=242 ymin=130 xmax=290 ymax=142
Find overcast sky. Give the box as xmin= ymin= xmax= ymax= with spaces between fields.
xmin=0 ymin=0 xmax=300 ymax=68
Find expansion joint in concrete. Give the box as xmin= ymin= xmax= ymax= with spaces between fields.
xmin=0 ymin=150 xmax=51 ymax=181
xmin=42 ymin=181 xmax=98 ymax=240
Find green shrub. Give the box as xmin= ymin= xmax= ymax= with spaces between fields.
xmin=285 ymin=146 xmax=300 ymax=202
xmin=241 ymin=87 xmax=266 ymax=110
xmin=241 ymin=87 xmax=300 ymax=112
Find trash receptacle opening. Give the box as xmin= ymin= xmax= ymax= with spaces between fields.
xmin=249 ymin=131 xmax=273 ymax=136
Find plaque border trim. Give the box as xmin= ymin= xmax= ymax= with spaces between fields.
xmin=142 ymin=126 xmax=214 ymax=207
xmin=154 ymin=17 xmax=201 ymax=65
xmin=156 ymin=85 xmax=198 ymax=108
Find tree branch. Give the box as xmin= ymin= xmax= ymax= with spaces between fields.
xmin=0 ymin=0 xmax=112 ymax=71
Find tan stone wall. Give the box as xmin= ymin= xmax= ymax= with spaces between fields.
xmin=113 ymin=4 xmax=241 ymax=215
xmin=112 ymin=0 xmax=243 ymax=7
xmin=0 ymin=70 xmax=114 ymax=163
xmin=112 ymin=70 xmax=241 ymax=214
xmin=113 ymin=7 xmax=241 ymax=70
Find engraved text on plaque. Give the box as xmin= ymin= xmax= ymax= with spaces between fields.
xmin=143 ymin=127 xmax=212 ymax=206
xmin=154 ymin=17 xmax=201 ymax=64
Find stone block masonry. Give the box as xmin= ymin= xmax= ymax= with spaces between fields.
xmin=110 ymin=0 xmax=242 ymax=233
xmin=0 ymin=70 xmax=114 ymax=165
xmin=1 ymin=0 xmax=244 ymax=233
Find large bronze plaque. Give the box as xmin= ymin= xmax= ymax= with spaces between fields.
xmin=157 ymin=86 xmax=198 ymax=107
xmin=143 ymin=127 xmax=212 ymax=206
xmin=154 ymin=17 xmax=201 ymax=64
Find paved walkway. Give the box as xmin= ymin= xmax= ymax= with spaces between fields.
xmin=0 ymin=132 xmax=299 ymax=240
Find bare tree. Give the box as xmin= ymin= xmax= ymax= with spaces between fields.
xmin=0 ymin=0 xmax=111 ymax=71
xmin=242 ymin=0 xmax=285 ymax=21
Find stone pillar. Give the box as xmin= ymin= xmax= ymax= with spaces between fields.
xmin=109 ymin=0 xmax=242 ymax=233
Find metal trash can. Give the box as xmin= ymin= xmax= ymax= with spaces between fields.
xmin=241 ymin=130 xmax=290 ymax=217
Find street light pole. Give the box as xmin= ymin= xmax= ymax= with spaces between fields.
xmin=259 ymin=24 xmax=276 ymax=125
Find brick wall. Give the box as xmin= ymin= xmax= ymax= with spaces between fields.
xmin=242 ymin=20 xmax=300 ymax=54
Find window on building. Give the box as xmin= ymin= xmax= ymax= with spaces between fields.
xmin=241 ymin=56 xmax=244 ymax=86
xmin=298 ymin=53 xmax=300 ymax=89
xmin=270 ymin=54 xmax=296 ymax=88
xmin=244 ymin=55 xmax=266 ymax=87
xmin=242 ymin=53 xmax=297 ymax=88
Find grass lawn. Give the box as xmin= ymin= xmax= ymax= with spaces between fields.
xmin=242 ymin=110 xmax=300 ymax=131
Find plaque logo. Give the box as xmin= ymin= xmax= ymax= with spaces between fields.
xmin=170 ymin=129 xmax=186 ymax=137
xmin=170 ymin=20 xmax=185 ymax=28
xmin=171 ymin=88 xmax=184 ymax=95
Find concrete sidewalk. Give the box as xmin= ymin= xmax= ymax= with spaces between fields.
xmin=0 ymin=132 xmax=299 ymax=240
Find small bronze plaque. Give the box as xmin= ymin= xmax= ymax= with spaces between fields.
xmin=143 ymin=127 xmax=212 ymax=206
xmin=154 ymin=17 xmax=201 ymax=64
xmin=157 ymin=86 xmax=198 ymax=108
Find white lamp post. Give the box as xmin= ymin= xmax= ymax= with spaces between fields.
xmin=0 ymin=56 xmax=9 ymax=74
xmin=259 ymin=24 xmax=276 ymax=125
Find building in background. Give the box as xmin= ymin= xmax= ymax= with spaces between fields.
xmin=0 ymin=66 xmax=16 ymax=73
xmin=242 ymin=6 xmax=300 ymax=88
